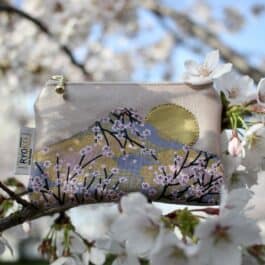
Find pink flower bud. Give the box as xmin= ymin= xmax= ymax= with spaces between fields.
xmin=228 ymin=132 xmax=243 ymax=157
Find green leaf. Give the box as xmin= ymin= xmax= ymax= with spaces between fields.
xmin=164 ymin=208 xmax=200 ymax=239
xmin=0 ymin=200 xmax=14 ymax=217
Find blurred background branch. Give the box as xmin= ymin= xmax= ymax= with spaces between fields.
xmin=0 ymin=3 xmax=93 ymax=80
xmin=146 ymin=2 xmax=265 ymax=83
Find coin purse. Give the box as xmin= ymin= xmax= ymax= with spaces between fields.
xmin=29 ymin=76 xmax=224 ymax=207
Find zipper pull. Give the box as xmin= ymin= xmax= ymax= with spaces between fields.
xmin=51 ymin=75 xmax=66 ymax=95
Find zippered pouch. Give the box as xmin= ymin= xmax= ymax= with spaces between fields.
xmin=29 ymin=76 xmax=224 ymax=207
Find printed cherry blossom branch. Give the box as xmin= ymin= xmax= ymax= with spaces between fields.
xmin=95 ymin=110 xmax=153 ymax=157
xmin=70 ymin=154 xmax=103 ymax=180
xmin=34 ymin=161 xmax=64 ymax=205
xmin=157 ymin=149 xmax=192 ymax=200
xmin=0 ymin=3 xmax=93 ymax=80
xmin=156 ymin=150 xmax=220 ymax=203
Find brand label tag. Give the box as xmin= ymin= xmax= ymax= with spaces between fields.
xmin=15 ymin=127 xmax=35 ymax=175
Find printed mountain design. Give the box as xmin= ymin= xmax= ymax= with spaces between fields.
xmin=29 ymin=105 xmax=224 ymax=207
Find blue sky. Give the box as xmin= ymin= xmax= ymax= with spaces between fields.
xmin=102 ymin=0 xmax=265 ymax=81
xmin=13 ymin=0 xmax=265 ymax=81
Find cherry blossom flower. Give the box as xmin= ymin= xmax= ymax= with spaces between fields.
xmin=50 ymin=256 xmax=82 ymax=265
xmin=195 ymin=187 xmax=261 ymax=265
xmin=111 ymin=168 xmax=120 ymax=174
xmin=141 ymin=182 xmax=150 ymax=190
xmin=257 ymin=78 xmax=265 ymax=107
xmin=110 ymin=193 xmax=162 ymax=256
xmin=82 ymin=247 xmax=106 ymax=265
xmin=119 ymin=177 xmax=128 ymax=183
xmin=92 ymin=125 xmax=101 ymax=133
xmin=195 ymin=212 xmax=261 ymax=265
xmin=79 ymin=145 xmax=93 ymax=155
xmin=94 ymin=133 xmax=103 ymax=142
xmin=43 ymin=160 xmax=52 ymax=168
xmin=150 ymin=229 xmax=197 ymax=265
xmin=102 ymin=145 xmax=114 ymax=157
xmin=96 ymin=238 xmax=140 ymax=265
xmin=182 ymin=50 xmax=232 ymax=85
xmin=142 ymin=129 xmax=151 ymax=137
xmin=241 ymin=123 xmax=265 ymax=171
xmin=220 ymin=187 xmax=253 ymax=215
xmin=42 ymin=146 xmax=50 ymax=154
xmin=214 ymin=72 xmax=255 ymax=105
xmin=247 ymin=171 xmax=265 ymax=221
xmin=72 ymin=164 xmax=83 ymax=176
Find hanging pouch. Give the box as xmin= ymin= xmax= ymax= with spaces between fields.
xmin=29 ymin=76 xmax=224 ymax=207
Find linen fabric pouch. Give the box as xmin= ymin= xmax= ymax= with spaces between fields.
xmin=29 ymin=76 xmax=224 ymax=207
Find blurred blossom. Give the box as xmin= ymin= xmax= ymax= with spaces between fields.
xmin=195 ymin=187 xmax=261 ymax=265
xmin=247 ymin=171 xmax=265 ymax=221
xmin=257 ymin=78 xmax=265 ymax=107
xmin=96 ymin=238 xmax=140 ymax=265
xmin=110 ymin=193 xmax=162 ymax=256
xmin=242 ymin=123 xmax=265 ymax=171
xmin=50 ymin=256 xmax=82 ymax=265
xmin=150 ymin=228 xmax=197 ymax=265
xmin=0 ymin=235 xmax=13 ymax=256
xmin=223 ymin=7 xmax=245 ymax=33
xmin=82 ymin=247 xmax=106 ymax=265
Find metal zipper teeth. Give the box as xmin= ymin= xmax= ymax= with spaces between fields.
xmin=46 ymin=80 xmax=184 ymax=86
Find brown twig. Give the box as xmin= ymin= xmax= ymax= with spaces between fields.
xmin=145 ymin=2 xmax=265 ymax=83
xmin=0 ymin=182 xmax=33 ymax=208
xmin=0 ymin=199 xmax=86 ymax=232
xmin=0 ymin=3 xmax=93 ymax=80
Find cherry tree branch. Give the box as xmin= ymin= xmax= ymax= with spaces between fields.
xmin=146 ymin=2 xmax=265 ymax=83
xmin=0 ymin=200 xmax=84 ymax=232
xmin=0 ymin=182 xmax=33 ymax=208
xmin=0 ymin=3 xmax=93 ymax=80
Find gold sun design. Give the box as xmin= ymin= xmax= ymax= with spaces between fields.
xmin=145 ymin=104 xmax=199 ymax=146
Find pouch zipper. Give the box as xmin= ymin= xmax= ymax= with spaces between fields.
xmin=49 ymin=75 xmax=183 ymax=88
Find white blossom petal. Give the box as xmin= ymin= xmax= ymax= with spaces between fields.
xmin=220 ymin=187 xmax=252 ymax=215
xmin=51 ymin=256 xmax=82 ymax=265
xmin=247 ymin=171 xmax=265 ymax=221
xmin=90 ymin=247 xmax=106 ymax=265
xmin=112 ymin=254 xmax=140 ymax=265
xmin=111 ymin=214 xmax=160 ymax=256
xmin=95 ymin=238 xmax=124 ymax=255
xmin=204 ymin=50 xmax=219 ymax=70
xmin=257 ymin=78 xmax=265 ymax=106
xmin=212 ymin=242 xmax=242 ymax=265
xmin=0 ymin=236 xmax=13 ymax=256
xmin=150 ymin=228 xmax=197 ymax=265
xmin=211 ymin=63 xmax=232 ymax=79
xmin=120 ymin=192 xmax=148 ymax=214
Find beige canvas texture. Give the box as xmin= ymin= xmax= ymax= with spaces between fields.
xmin=34 ymin=82 xmax=222 ymax=155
